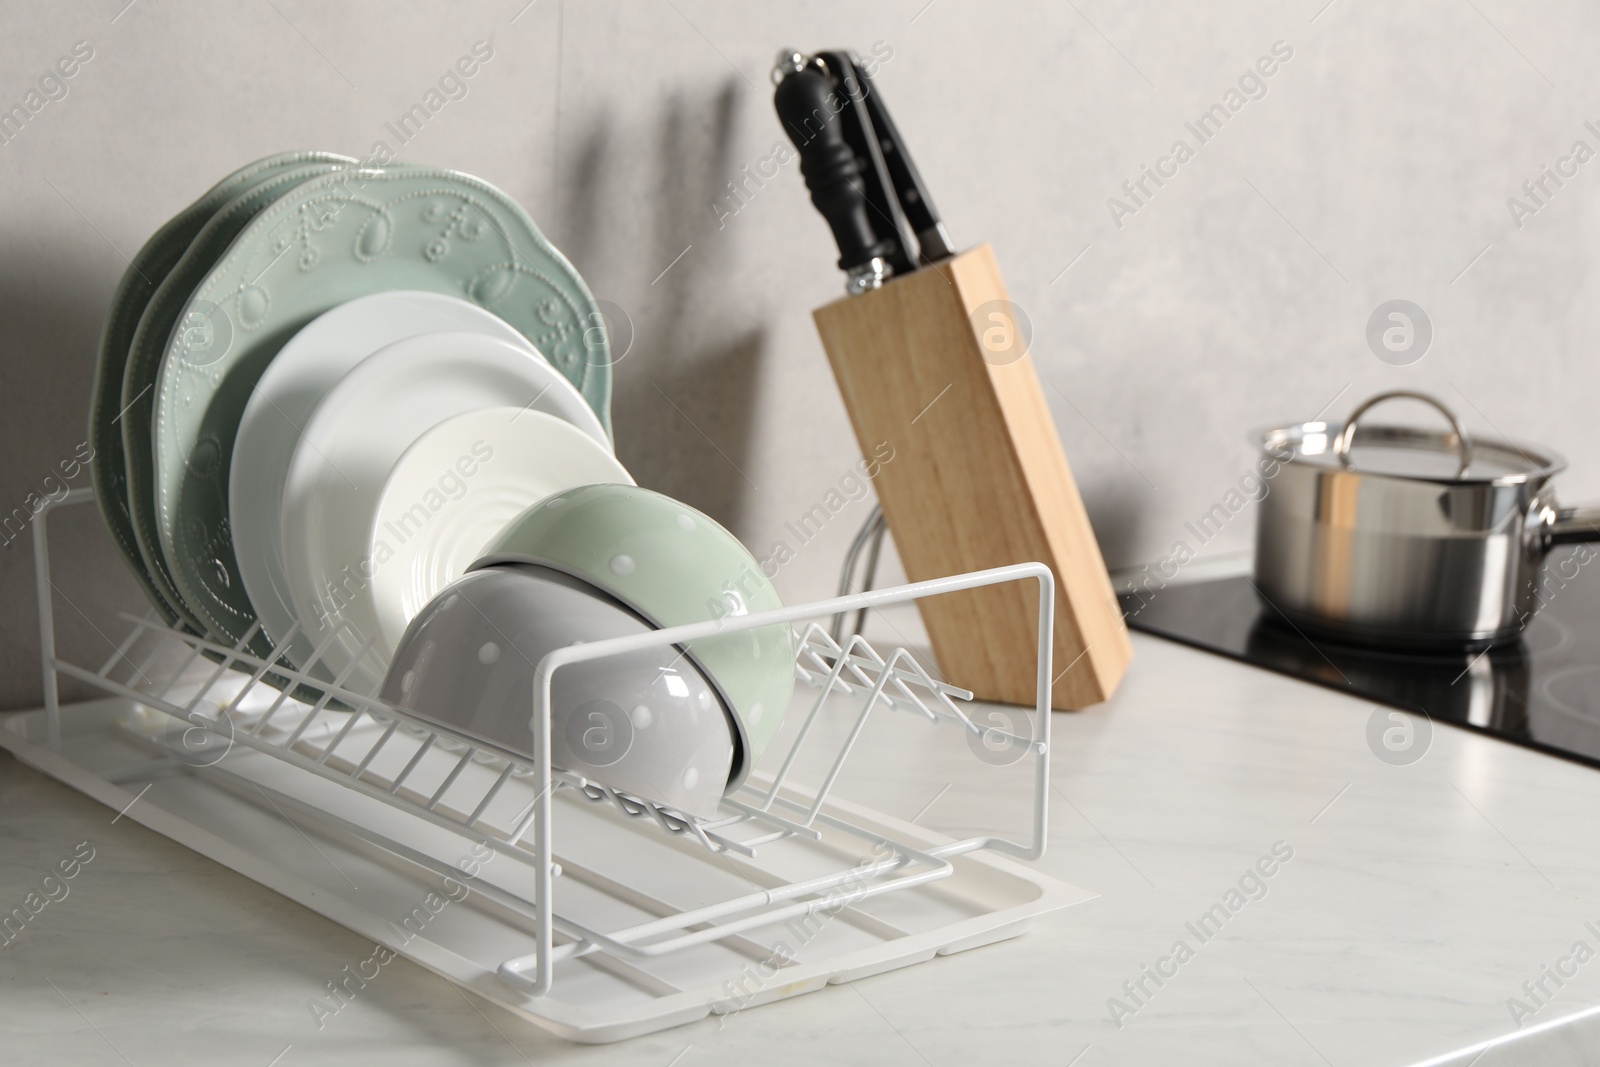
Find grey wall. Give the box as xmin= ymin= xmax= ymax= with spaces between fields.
xmin=3 ymin=0 xmax=1597 ymax=707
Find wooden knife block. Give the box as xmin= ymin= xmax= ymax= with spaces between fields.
xmin=812 ymin=244 xmax=1131 ymax=709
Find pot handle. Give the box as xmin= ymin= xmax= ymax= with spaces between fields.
xmin=1542 ymin=504 xmax=1600 ymax=549
xmin=1333 ymin=390 xmax=1473 ymax=476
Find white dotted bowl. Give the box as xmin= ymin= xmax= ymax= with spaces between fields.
xmin=379 ymin=563 xmax=734 ymax=818
xmin=471 ymin=483 xmax=795 ymax=787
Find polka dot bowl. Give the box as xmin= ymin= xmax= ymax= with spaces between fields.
xmin=471 ymin=483 xmax=795 ymax=788
xmin=379 ymin=563 xmax=735 ymax=818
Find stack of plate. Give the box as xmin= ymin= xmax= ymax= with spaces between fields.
xmin=88 ymin=152 xmax=625 ymax=696
xmin=91 ymin=152 xmax=799 ymax=819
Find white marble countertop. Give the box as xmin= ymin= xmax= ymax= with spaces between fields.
xmin=5 ymin=623 xmax=1600 ymax=1066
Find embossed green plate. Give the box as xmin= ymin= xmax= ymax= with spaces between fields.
xmin=122 ymin=161 xmax=353 ymax=635
xmin=150 ymin=166 xmax=612 ymax=654
xmin=89 ymin=151 xmax=354 ymax=625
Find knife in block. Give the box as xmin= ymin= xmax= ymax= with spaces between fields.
xmin=812 ymin=243 xmax=1131 ymax=709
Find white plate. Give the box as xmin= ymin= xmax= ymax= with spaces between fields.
xmin=368 ymin=407 xmax=633 ymax=655
xmin=230 ymin=292 xmax=605 ymax=678
xmin=279 ymin=332 xmax=605 ymax=695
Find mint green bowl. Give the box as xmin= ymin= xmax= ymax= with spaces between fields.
xmin=471 ymin=484 xmax=794 ymax=787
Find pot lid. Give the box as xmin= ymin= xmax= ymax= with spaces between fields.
xmin=1259 ymin=391 xmax=1565 ymax=486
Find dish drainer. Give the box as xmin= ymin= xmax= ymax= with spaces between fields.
xmin=7 ymin=489 xmax=1091 ymax=1043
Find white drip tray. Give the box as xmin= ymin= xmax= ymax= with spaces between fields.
xmin=2 ymin=698 xmax=1091 ymax=1044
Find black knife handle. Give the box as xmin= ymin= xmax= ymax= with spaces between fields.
xmin=815 ymin=51 xmax=916 ymax=276
xmin=851 ymin=61 xmax=954 ymax=262
xmin=774 ymin=67 xmax=892 ymax=273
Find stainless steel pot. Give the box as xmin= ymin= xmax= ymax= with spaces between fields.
xmin=1253 ymin=390 xmax=1600 ymax=650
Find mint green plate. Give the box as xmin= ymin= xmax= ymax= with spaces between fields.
xmin=151 ymin=166 xmax=612 ymax=656
xmin=89 ymin=151 xmax=354 ymax=625
xmin=122 ymin=161 xmax=352 ymax=635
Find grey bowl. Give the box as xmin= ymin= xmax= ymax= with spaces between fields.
xmin=379 ymin=563 xmax=735 ymax=818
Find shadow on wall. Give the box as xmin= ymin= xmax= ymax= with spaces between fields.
xmin=561 ymin=79 xmax=766 ymax=534
xmin=1081 ymin=480 xmax=1148 ymax=574
xmin=0 ymin=254 xmax=148 ymax=710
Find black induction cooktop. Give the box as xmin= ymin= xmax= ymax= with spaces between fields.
xmin=1119 ymin=548 xmax=1600 ymax=770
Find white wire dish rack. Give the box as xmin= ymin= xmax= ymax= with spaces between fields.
xmin=7 ymin=489 xmax=1091 ymax=1043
